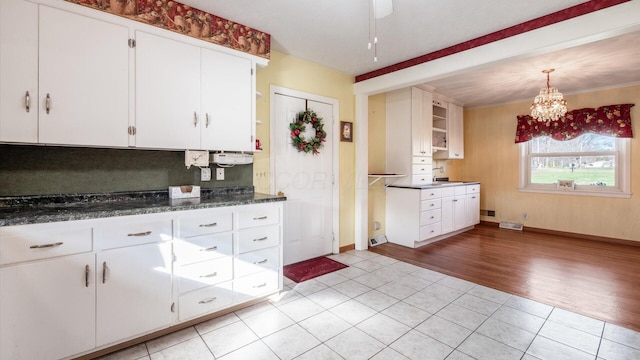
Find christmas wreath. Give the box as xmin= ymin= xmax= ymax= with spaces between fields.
xmin=289 ymin=109 xmax=327 ymax=154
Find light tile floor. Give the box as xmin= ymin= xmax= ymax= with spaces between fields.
xmin=99 ymin=250 xmax=640 ymax=360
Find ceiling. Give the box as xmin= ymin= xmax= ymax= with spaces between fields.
xmin=181 ymin=0 xmax=640 ymax=107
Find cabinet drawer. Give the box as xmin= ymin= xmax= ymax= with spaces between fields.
xmin=412 ymin=156 xmax=432 ymax=165
xmin=466 ymin=184 xmax=480 ymax=194
xmin=412 ymin=164 xmax=431 ymax=175
xmin=237 ymin=205 xmax=280 ymax=229
xmin=178 ymin=282 xmax=233 ymax=321
xmin=420 ymin=188 xmax=441 ymax=200
xmin=233 ymin=270 xmax=279 ymax=303
xmin=455 ymin=186 xmax=467 ymax=196
xmin=174 ymin=232 xmax=233 ymax=264
xmin=177 ymin=210 xmax=232 ymax=238
xmin=0 ymin=221 xmax=92 ymax=265
xmin=420 ymin=209 xmax=441 ymax=225
xmin=176 ymin=257 xmax=233 ymax=293
xmin=235 ymin=246 xmax=280 ymax=278
xmin=420 ymin=223 xmax=441 ymax=240
xmin=237 ymin=225 xmax=280 ymax=254
xmin=420 ymin=198 xmax=441 ymax=211
xmin=412 ymin=175 xmax=432 ymax=186
xmin=94 ymin=215 xmax=172 ymax=250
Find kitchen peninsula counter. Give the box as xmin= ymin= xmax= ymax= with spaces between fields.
xmin=0 ymin=187 xmax=285 ymax=227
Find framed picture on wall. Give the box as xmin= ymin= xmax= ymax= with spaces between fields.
xmin=340 ymin=121 xmax=353 ymax=142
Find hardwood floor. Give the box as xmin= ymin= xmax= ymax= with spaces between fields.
xmin=369 ymin=224 xmax=640 ymax=332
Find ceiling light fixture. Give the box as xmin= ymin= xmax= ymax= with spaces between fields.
xmin=530 ymin=69 xmax=568 ymax=122
xmin=368 ymin=0 xmax=393 ymax=63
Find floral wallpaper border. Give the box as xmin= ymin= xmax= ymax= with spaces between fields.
xmin=66 ymin=0 xmax=270 ymax=59
xmin=515 ymin=104 xmax=634 ymax=143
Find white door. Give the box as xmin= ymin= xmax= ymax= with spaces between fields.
xmin=273 ymin=93 xmax=334 ymax=265
xmin=39 ymin=6 xmax=129 ymax=147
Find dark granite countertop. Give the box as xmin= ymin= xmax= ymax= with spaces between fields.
xmin=0 ymin=186 xmax=286 ymax=227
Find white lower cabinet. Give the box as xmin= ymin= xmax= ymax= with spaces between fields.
xmin=0 ymin=201 xmax=283 ymax=359
xmin=387 ymin=184 xmax=480 ymax=248
xmin=0 ymin=253 xmax=96 ymax=360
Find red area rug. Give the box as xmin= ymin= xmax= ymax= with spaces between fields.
xmin=283 ymin=256 xmax=348 ymax=283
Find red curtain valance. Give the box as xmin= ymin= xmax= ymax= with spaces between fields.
xmin=515 ymin=104 xmax=634 ymax=143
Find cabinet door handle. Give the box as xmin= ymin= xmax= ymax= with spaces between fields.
xmin=253 ymin=216 xmax=268 ymax=220
xmin=127 ymin=231 xmax=152 ymax=237
xmin=25 ymin=91 xmax=30 ymax=112
xmin=45 ymin=93 xmax=51 ymax=114
xmin=252 ymin=282 xmax=267 ymax=288
xmin=200 ymin=246 xmax=218 ymax=252
xmin=29 ymin=242 xmax=63 ymax=249
xmin=254 ymin=259 xmax=268 ymax=264
xmin=102 ymin=261 xmax=108 ymax=284
xmin=193 ymin=112 xmax=198 ymax=127
xmin=199 ymin=297 xmax=217 ymax=304
xmin=199 ymin=222 xmax=217 ymax=227
xmin=200 ymin=272 xmax=218 ymax=278
xmin=430 ymin=203 xmax=435 ymax=207
xmin=253 ymin=236 xmax=268 ymax=242
xmin=205 ymin=113 xmax=210 ymax=128
xmin=85 ymin=265 xmax=90 ymax=288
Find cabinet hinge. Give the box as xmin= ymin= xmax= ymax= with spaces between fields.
xmin=128 ymin=126 xmax=136 ymax=135
xmin=128 ymin=38 xmax=136 ymax=48
xmin=171 ymin=302 xmax=175 ymax=313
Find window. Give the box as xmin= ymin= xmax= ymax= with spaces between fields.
xmin=519 ymin=134 xmax=630 ymax=197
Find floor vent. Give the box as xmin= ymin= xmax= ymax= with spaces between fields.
xmin=369 ymin=235 xmax=388 ymax=247
xmin=480 ymin=209 xmax=496 ymax=217
xmin=499 ymin=221 xmax=524 ymax=231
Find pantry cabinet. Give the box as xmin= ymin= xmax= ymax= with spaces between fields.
xmin=135 ymin=31 xmax=254 ymax=151
xmin=386 ymin=87 xmax=434 ymax=187
xmin=39 ymin=5 xmax=129 ymax=147
xmin=0 ymin=0 xmax=38 ymax=143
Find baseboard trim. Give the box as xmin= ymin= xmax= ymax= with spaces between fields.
xmin=339 ymin=244 xmax=355 ymax=253
xmin=479 ymin=221 xmax=640 ymax=247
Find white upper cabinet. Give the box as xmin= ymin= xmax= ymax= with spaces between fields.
xmin=135 ymin=31 xmax=201 ymax=150
xmin=0 ymin=0 xmax=39 ymax=143
xmin=412 ymin=88 xmax=433 ymax=157
xmin=434 ymin=102 xmax=464 ymax=159
xmin=38 ymin=6 xmax=129 ymax=147
xmin=201 ymin=48 xmax=253 ymax=151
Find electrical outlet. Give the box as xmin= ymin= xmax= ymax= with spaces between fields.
xmin=216 ymin=167 xmax=225 ymax=180
xmin=200 ymin=168 xmax=211 ymax=181
xmin=523 ymin=213 xmax=528 ymax=220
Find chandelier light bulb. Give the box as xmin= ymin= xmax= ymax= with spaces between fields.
xmin=530 ymin=69 xmax=567 ymax=122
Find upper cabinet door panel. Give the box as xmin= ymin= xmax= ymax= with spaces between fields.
xmin=0 ymin=0 xmax=38 ymax=143
xmin=135 ymin=31 xmax=201 ymax=150
xmin=38 ymin=6 xmax=129 ymax=147
xmin=200 ymin=48 xmax=252 ymax=151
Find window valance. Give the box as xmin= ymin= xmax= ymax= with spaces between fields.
xmin=514 ymin=104 xmax=634 ymax=143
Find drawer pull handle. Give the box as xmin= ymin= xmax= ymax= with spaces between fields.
xmin=253 ymin=237 xmax=268 ymax=242
xmin=128 ymin=231 xmax=152 ymax=237
xmin=430 ymin=204 xmax=435 ymax=207
xmin=198 ymin=297 xmax=217 ymax=304
xmin=254 ymin=259 xmax=268 ymax=264
xmin=430 ymin=216 xmax=434 ymax=219
xmin=200 ymin=246 xmax=218 ymax=252
xmin=84 ymin=265 xmax=90 ymax=288
xmin=199 ymin=222 xmax=218 ymax=227
xmin=453 ymin=199 xmax=458 ymax=202
xmin=253 ymin=216 xmax=268 ymax=220
xmin=102 ymin=261 xmax=109 ymax=284
xmin=25 ymin=91 xmax=31 ymax=112
xmin=30 ymin=242 xmax=63 ymax=249
xmin=472 ymin=196 xmax=477 ymax=199
xmin=253 ymin=282 xmax=267 ymax=288
xmin=200 ymin=272 xmax=218 ymax=278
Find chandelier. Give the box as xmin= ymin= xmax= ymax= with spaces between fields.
xmin=530 ymin=69 xmax=567 ymax=122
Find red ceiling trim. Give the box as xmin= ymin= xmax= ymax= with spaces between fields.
xmin=354 ymin=0 xmax=630 ymax=83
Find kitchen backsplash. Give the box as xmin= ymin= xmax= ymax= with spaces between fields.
xmin=0 ymin=145 xmax=252 ymax=196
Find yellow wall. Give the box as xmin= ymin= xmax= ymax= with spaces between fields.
xmin=254 ymin=50 xmax=356 ymax=247
xmin=450 ymin=84 xmax=640 ymax=242
xmin=368 ymin=93 xmax=387 ymax=238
